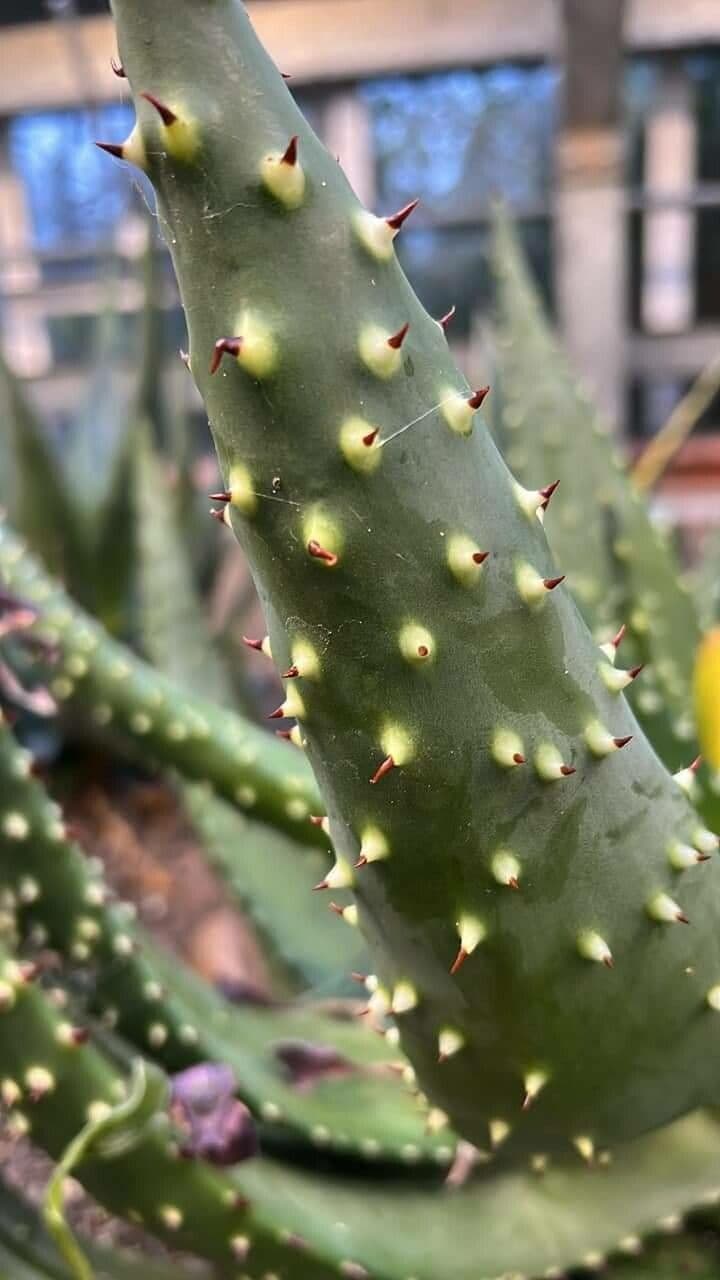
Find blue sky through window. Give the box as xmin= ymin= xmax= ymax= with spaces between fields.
xmin=8 ymin=102 xmax=142 ymax=250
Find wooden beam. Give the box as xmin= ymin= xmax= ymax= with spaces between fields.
xmin=627 ymin=0 xmax=720 ymax=49
xmin=0 ymin=2 xmax=558 ymax=115
xmin=4 ymin=0 xmax=720 ymax=117
xmin=629 ymin=328 xmax=720 ymax=377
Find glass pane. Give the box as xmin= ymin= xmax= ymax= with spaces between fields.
xmin=624 ymin=57 xmax=659 ymax=187
xmin=630 ymin=375 xmax=720 ymax=439
xmin=395 ymin=217 xmax=552 ymax=337
xmin=8 ymin=103 xmax=143 ymax=253
xmin=362 ymin=66 xmax=558 ymax=221
xmin=696 ymin=207 xmax=720 ymax=321
xmin=688 ymin=51 xmax=720 ymax=183
xmin=3 ymin=1 xmax=107 ymax=20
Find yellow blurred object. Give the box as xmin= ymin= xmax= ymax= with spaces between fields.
xmin=694 ymin=628 xmax=720 ymax=769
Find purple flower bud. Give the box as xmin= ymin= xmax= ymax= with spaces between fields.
xmin=170 ymin=1063 xmax=258 ymax=1167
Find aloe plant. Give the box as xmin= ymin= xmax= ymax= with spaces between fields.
xmin=0 ymin=1 xmax=717 ymax=1275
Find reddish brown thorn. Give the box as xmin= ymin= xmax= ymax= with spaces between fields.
xmin=628 ymin=664 xmax=644 ymax=681
xmin=559 ymin=764 xmax=576 ymax=777
xmin=677 ymin=912 xmax=691 ymax=924
xmin=329 ymin=902 xmax=344 ymax=916
xmin=281 ymin=72 xmax=292 ymax=79
xmin=268 ymin=704 xmax=287 ymax=720
xmin=111 ymin=57 xmax=126 ymax=77
xmin=385 ymin=198 xmax=419 ymax=231
xmin=522 ymin=1092 xmax=533 ymax=1112
xmin=438 ymin=304 xmax=456 ymax=332
xmin=417 ymin=645 xmax=429 ymax=658
xmin=508 ymin=876 xmax=520 ymax=891
xmin=689 ymin=755 xmax=703 ymax=773
xmin=141 ymin=91 xmax=177 ymax=126
xmin=387 ymin=321 xmax=410 ymax=350
xmin=613 ymin=735 xmax=633 ymax=749
xmin=209 ymin=490 xmax=231 ymax=503
xmin=351 ymin=973 xmax=367 ymax=984
xmin=210 ymin=337 xmax=242 ymax=374
xmin=275 ymin=729 xmax=292 ymax=740
xmin=313 ymin=877 xmax=330 ymax=891
xmin=179 ymin=349 xmax=191 ymax=370
xmin=472 ymin=551 xmax=490 ymax=565
xmin=71 ymin=1026 xmax=90 ymax=1045
xmin=96 ymin=141 xmax=124 ymax=160
xmin=543 ymin=575 xmax=565 ymax=592
xmin=512 ymin=752 xmax=526 ymax=765
xmin=18 ymin=961 xmax=39 ymax=983
xmin=281 ymin=135 xmax=299 ymax=166
xmin=309 ymin=815 xmax=326 ymax=827
xmin=362 ymin=427 xmax=379 ymax=447
xmin=242 ymin=635 xmax=265 ymax=652
xmin=307 ymin=540 xmax=338 ymax=567
xmin=539 ymin=479 xmax=560 ymax=509
xmin=603 ymin=955 xmax=614 ymax=969
xmin=698 ymin=853 xmax=712 ymax=863
xmin=209 ymin=508 xmax=226 ymax=523
xmin=282 ymin=665 xmax=299 ymax=679
xmin=369 ymin=754 xmax=395 ymax=785
xmin=354 ymin=855 xmax=368 ymax=868
xmin=468 ymin=386 xmax=490 ymax=410
xmin=611 ymin=623 xmax=627 ymax=651
xmin=450 ymin=947 xmax=467 ymax=976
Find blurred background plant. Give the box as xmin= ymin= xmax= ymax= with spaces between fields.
xmin=1 ymin=1 xmax=720 ymax=1276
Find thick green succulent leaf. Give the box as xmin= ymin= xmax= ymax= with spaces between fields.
xmin=181 ymin=780 xmax=368 ymax=996
xmin=490 ymin=208 xmax=703 ymax=770
xmin=0 ymin=351 xmax=85 ymax=585
xmin=490 ymin=207 xmax=720 ymax=835
xmin=134 ymin=425 xmax=236 ymax=705
xmin=693 ymin=528 xmax=720 ymax=634
xmin=0 ymin=944 xmax=339 ymax=1279
xmin=0 ymin=711 xmax=444 ymax=1165
xmin=600 ymin=1231 xmax=720 ymax=1280
xmin=108 ymin=0 xmax=720 ymax=1159
xmin=3 ymin=930 xmax=720 ymax=1280
xmin=133 ymin=435 xmax=365 ymax=993
xmin=0 ymin=518 xmax=324 ymax=845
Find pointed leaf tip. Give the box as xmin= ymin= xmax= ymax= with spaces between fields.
xmin=141 ymin=91 xmax=178 ymax=126
xmin=281 ymin=135 xmax=299 ymax=166
xmin=539 ymin=479 xmax=560 ymax=508
xmin=307 ymin=540 xmax=339 ymax=567
xmin=96 ymin=141 xmax=125 ymax=160
xmin=210 ymin=337 xmax=242 ymax=374
xmin=385 ymin=198 xmax=419 ymax=231
xmin=468 ymin=386 xmax=490 ymax=410
xmin=369 ymin=754 xmax=395 ymax=785
xmin=387 ymin=322 xmax=410 ymax=350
